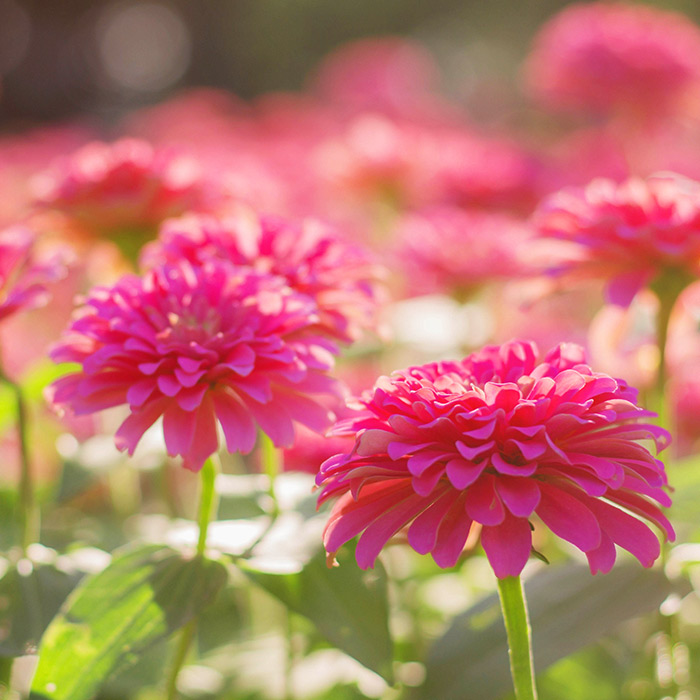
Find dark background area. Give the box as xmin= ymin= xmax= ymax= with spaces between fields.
xmin=2 ymin=0 xmax=700 ymax=128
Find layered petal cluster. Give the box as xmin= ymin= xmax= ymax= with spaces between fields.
xmin=534 ymin=174 xmax=700 ymax=306
xmin=33 ymin=138 xmax=219 ymax=236
xmin=525 ymin=1 xmax=700 ymax=116
xmin=395 ymin=207 xmax=534 ymax=297
xmin=141 ymin=211 xmax=384 ymax=342
xmin=317 ymin=340 xmax=673 ymax=578
xmin=48 ymin=260 xmax=341 ymax=471
xmin=0 ymin=225 xmax=69 ymax=322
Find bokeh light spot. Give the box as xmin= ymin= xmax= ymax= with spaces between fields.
xmin=96 ymin=2 xmax=191 ymax=92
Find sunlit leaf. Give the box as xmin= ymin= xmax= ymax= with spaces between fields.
xmin=29 ymin=544 xmax=227 ymax=700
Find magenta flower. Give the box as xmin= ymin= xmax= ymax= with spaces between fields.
xmin=316 ymin=340 xmax=673 ymax=578
xmin=0 ymin=225 xmax=69 ymax=323
xmin=524 ymin=2 xmax=700 ymax=117
xmin=33 ymin=138 xmax=220 ymax=236
xmin=394 ymin=207 xmax=535 ymax=297
xmin=534 ymin=174 xmax=700 ymax=306
xmin=141 ymin=212 xmax=384 ymax=342
xmin=48 ymin=260 xmax=341 ymax=471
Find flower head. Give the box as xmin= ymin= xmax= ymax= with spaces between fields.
xmin=317 ymin=340 xmax=673 ymax=577
xmin=394 ymin=207 xmax=535 ymax=297
xmin=524 ymin=1 xmax=700 ymax=117
xmin=141 ymin=211 xmax=384 ymax=342
xmin=534 ymin=174 xmax=700 ymax=306
xmin=48 ymin=260 xmax=341 ymax=471
xmin=33 ymin=138 xmax=219 ymax=237
xmin=0 ymin=225 xmax=69 ymax=323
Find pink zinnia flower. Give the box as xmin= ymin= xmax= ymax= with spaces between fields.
xmin=394 ymin=207 xmax=535 ymax=297
xmin=524 ymin=2 xmax=700 ymax=117
xmin=141 ymin=211 xmax=384 ymax=342
xmin=316 ymin=340 xmax=673 ymax=578
xmin=534 ymin=174 xmax=700 ymax=306
xmin=48 ymin=260 xmax=341 ymax=471
xmin=0 ymin=225 xmax=69 ymax=323
xmin=33 ymin=138 xmax=220 ymax=237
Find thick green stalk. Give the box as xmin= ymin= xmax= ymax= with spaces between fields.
xmin=0 ymin=656 xmax=13 ymax=697
xmin=259 ymin=432 xmax=282 ymax=517
xmin=164 ymin=620 xmax=196 ymax=700
xmin=649 ymin=272 xmax=692 ymax=700
xmin=195 ymin=456 xmax=219 ymax=556
xmin=497 ymin=576 xmax=538 ymax=700
xmin=0 ymin=371 xmax=38 ymax=555
xmin=650 ymin=268 xmax=693 ymax=418
xmin=165 ymin=455 xmax=220 ymax=700
xmin=653 ymin=290 xmax=676 ymax=418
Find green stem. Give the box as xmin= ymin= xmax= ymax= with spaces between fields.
xmin=0 ymin=371 xmax=38 ymax=555
xmin=649 ymin=273 xmax=689 ymax=699
xmin=284 ymin=610 xmax=294 ymax=700
xmin=650 ymin=269 xmax=693 ymax=424
xmin=654 ymin=292 xmax=675 ymax=418
xmin=497 ymin=576 xmax=538 ymax=700
xmin=164 ymin=619 xmax=196 ymax=700
xmin=196 ymin=456 xmax=219 ymax=557
xmin=0 ymin=656 xmax=13 ymax=696
xmin=164 ymin=455 xmax=220 ymax=700
xmin=259 ymin=432 xmax=282 ymax=518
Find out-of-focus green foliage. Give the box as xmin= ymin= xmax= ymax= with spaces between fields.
xmin=30 ymin=545 xmax=228 ymax=700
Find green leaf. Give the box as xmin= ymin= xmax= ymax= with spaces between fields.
xmin=30 ymin=544 xmax=228 ymax=700
xmin=419 ymin=563 xmax=684 ymax=700
xmin=241 ymin=543 xmax=394 ymax=684
xmin=0 ymin=560 xmax=82 ymax=658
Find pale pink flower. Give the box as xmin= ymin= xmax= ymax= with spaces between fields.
xmin=534 ymin=174 xmax=700 ymax=306
xmin=33 ymin=138 xmax=220 ymax=237
xmin=317 ymin=340 xmax=673 ymax=577
xmin=0 ymin=125 xmax=91 ymax=227
xmin=587 ymin=291 xmax=659 ymax=391
xmin=491 ymin=279 xmax=600 ymax=353
xmin=394 ymin=207 xmax=535 ymax=297
xmin=141 ymin=211 xmax=384 ymax=342
xmin=525 ymin=2 xmax=700 ymax=117
xmin=311 ymin=37 xmax=444 ymax=118
xmin=434 ymin=132 xmax=544 ymax=214
xmin=313 ymin=113 xmax=442 ymax=210
xmin=669 ymin=368 xmax=700 ymax=457
xmin=48 ymin=260 xmax=341 ymax=471
xmin=0 ymin=226 xmax=69 ymax=323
